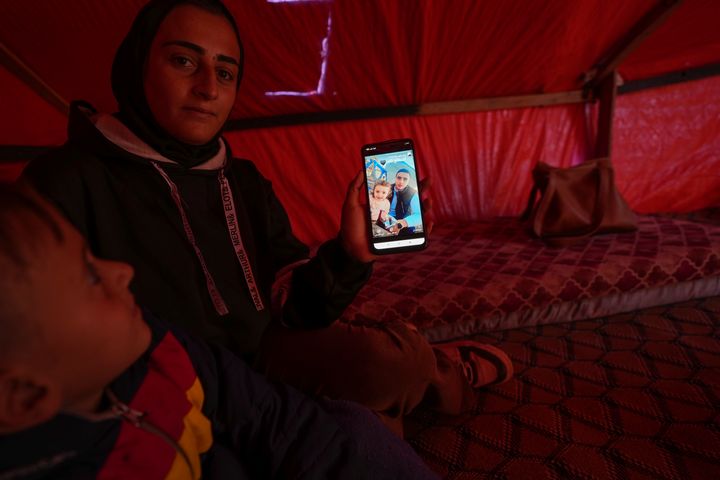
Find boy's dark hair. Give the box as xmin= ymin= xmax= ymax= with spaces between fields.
xmin=0 ymin=182 xmax=63 ymax=267
xmin=0 ymin=182 xmax=63 ymax=360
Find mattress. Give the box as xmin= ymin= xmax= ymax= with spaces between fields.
xmin=341 ymin=215 xmax=720 ymax=342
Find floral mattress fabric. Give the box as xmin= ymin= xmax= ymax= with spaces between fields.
xmin=341 ymin=216 xmax=720 ymax=341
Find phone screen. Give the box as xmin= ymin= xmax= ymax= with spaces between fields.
xmin=362 ymin=139 xmax=427 ymax=254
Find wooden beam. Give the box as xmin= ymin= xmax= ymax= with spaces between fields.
xmin=417 ymin=91 xmax=585 ymax=115
xmin=227 ymin=90 xmax=587 ymax=131
xmin=226 ymin=105 xmax=418 ymax=131
xmin=0 ymin=41 xmax=69 ymax=116
xmin=618 ymin=62 xmax=720 ymax=94
xmin=225 ymin=60 xmax=720 ymax=131
xmin=584 ymin=0 xmax=683 ymax=90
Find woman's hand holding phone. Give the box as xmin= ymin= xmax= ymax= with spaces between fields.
xmin=339 ymin=161 xmax=434 ymax=261
xmin=340 ymin=170 xmax=378 ymax=263
xmin=418 ymin=176 xmax=433 ymax=236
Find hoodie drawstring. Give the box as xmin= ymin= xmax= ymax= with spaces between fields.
xmin=152 ymin=162 xmax=265 ymax=315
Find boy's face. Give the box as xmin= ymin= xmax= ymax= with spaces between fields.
xmin=14 ymin=202 xmax=151 ymax=412
xmin=373 ymin=185 xmax=390 ymax=200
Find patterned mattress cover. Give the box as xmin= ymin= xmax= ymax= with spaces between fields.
xmin=340 ymin=215 xmax=720 ymax=342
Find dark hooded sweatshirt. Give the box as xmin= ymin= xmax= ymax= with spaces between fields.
xmin=23 ymin=103 xmax=371 ymax=356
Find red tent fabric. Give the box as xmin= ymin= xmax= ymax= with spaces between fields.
xmin=1 ymin=0 xmax=719 ymax=244
xmin=0 ymin=66 xmax=66 ymax=146
xmin=2 ymin=4 xmax=720 ymax=478
xmin=225 ymin=75 xmax=720 ymax=246
xmin=3 ymin=0 xmax=717 ymax=113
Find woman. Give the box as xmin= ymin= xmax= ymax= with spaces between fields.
xmin=24 ymin=0 xmax=512 ymax=436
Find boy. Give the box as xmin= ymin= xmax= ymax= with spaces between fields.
xmin=0 ymin=183 xmax=438 ymax=479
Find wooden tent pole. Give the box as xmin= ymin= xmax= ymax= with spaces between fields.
xmin=0 ymin=41 xmax=70 ymax=116
xmin=594 ymin=71 xmax=619 ymax=158
xmin=584 ymin=0 xmax=683 ymax=158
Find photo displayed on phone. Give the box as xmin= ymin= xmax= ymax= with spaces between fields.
xmin=364 ymin=148 xmax=424 ymax=240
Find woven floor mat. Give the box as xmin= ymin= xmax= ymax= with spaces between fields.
xmin=407 ymin=296 xmax=720 ymax=479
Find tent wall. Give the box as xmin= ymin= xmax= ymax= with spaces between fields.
xmin=0 ymin=66 xmax=66 ymax=146
xmin=2 ymin=72 xmax=718 ymax=249
xmin=225 ymin=104 xmax=591 ymax=247
xmin=0 ymin=163 xmax=25 ymax=181
xmin=1 ymin=1 xmax=719 ymax=248
xmin=225 ymin=76 xmax=720 ymax=247
xmin=615 ymin=75 xmax=720 ymax=213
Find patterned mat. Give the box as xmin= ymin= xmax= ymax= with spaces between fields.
xmin=407 ymin=296 xmax=720 ymax=479
xmin=343 ymin=216 xmax=720 ymax=340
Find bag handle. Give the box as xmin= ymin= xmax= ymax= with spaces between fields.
xmin=520 ymin=162 xmax=553 ymax=221
xmin=520 ymin=183 xmax=539 ymax=221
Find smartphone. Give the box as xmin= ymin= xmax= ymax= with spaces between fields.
xmin=361 ymin=138 xmax=428 ymax=255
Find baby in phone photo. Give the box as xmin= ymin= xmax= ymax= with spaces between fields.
xmin=369 ymin=180 xmax=398 ymax=236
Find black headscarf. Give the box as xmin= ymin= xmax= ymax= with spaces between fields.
xmin=111 ymin=0 xmax=243 ymax=168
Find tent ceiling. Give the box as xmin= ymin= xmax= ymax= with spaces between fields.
xmin=0 ymin=0 xmax=718 ymax=227
xmin=621 ymin=0 xmax=720 ymax=79
xmin=0 ymin=0 xmax=718 ymax=143
xmin=0 ymin=62 xmax=66 ymax=146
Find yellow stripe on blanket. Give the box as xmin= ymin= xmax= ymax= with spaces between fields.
xmin=164 ymin=377 xmax=213 ymax=479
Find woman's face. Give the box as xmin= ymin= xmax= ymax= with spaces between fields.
xmin=143 ymin=5 xmax=241 ymax=145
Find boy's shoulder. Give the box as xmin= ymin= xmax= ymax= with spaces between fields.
xmin=93 ymin=312 xmax=222 ymax=478
xmin=136 ymin=309 xmax=203 ymax=377
xmin=0 ymin=313 xmax=217 ymax=480
xmin=138 ymin=309 xmax=219 ymax=389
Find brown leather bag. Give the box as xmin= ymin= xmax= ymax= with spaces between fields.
xmin=521 ymin=157 xmax=637 ymax=246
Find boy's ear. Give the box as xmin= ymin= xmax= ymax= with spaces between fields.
xmin=0 ymin=368 xmax=61 ymax=434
